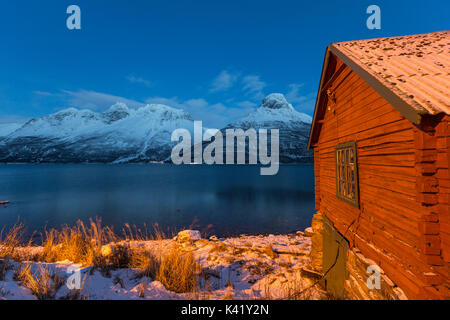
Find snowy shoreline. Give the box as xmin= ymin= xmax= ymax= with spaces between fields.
xmin=0 ymin=231 xmax=325 ymax=300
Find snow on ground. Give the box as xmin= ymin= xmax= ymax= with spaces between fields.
xmin=0 ymin=232 xmax=325 ymax=300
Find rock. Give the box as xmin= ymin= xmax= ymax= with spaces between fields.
xmin=101 ymin=244 xmax=114 ymax=257
xmin=175 ymin=230 xmax=202 ymax=242
xmin=209 ymin=235 xmax=219 ymax=241
xmin=101 ymin=243 xmax=129 ymax=259
xmin=262 ymin=245 xmax=278 ymax=259
xmin=304 ymin=227 xmax=314 ymax=237
xmin=310 ymin=212 xmax=324 ymax=273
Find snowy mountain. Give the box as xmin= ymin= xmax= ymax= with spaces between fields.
xmin=219 ymin=93 xmax=313 ymax=163
xmin=231 ymin=93 xmax=312 ymax=126
xmin=0 ymin=122 xmax=24 ymax=137
xmin=0 ymin=94 xmax=312 ymax=164
xmin=0 ymin=103 xmax=195 ymax=163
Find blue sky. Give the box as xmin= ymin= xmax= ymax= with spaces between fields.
xmin=0 ymin=0 xmax=448 ymax=127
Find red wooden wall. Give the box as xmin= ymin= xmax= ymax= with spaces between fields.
xmin=312 ymin=54 xmax=449 ymax=299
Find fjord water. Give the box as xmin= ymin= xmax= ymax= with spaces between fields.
xmin=0 ymin=164 xmax=314 ymax=237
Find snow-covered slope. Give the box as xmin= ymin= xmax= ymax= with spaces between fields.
xmin=0 ymin=94 xmax=312 ymax=164
xmin=231 ymin=93 xmax=312 ymax=126
xmin=221 ymin=94 xmax=313 ymax=163
xmin=8 ymin=103 xmax=193 ymax=141
xmin=0 ymin=103 xmax=195 ymax=163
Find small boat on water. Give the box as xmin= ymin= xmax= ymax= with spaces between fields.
xmin=0 ymin=201 xmax=9 ymax=205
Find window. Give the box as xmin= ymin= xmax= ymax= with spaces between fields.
xmin=335 ymin=141 xmax=359 ymax=208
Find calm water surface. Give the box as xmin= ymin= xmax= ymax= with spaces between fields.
xmin=0 ymin=164 xmax=314 ymax=237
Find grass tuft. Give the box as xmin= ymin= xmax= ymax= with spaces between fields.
xmin=155 ymin=242 xmax=199 ymax=293
xmin=130 ymin=242 xmax=199 ymax=293
xmin=39 ymin=218 xmax=116 ymax=266
xmin=13 ymin=264 xmax=64 ymax=300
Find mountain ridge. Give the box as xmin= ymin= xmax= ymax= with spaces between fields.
xmin=0 ymin=94 xmax=313 ymax=163
xmin=219 ymin=93 xmax=313 ymax=163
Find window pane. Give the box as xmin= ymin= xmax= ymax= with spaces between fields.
xmin=335 ymin=142 xmax=359 ymax=207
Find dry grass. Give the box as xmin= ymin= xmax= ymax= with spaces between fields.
xmin=13 ymin=263 xmax=64 ymax=299
xmin=0 ymin=223 xmax=28 ymax=281
xmin=1 ymin=218 xmax=200 ymax=296
xmin=1 ymin=219 xmax=326 ymax=300
xmin=279 ymin=277 xmax=315 ymax=300
xmin=0 ymin=222 xmax=27 ymax=259
xmin=130 ymin=246 xmax=158 ymax=278
xmin=40 ymin=218 xmax=116 ymax=266
xmin=220 ymin=292 xmax=234 ymax=300
xmin=138 ymin=278 xmax=148 ymax=298
xmin=259 ymin=272 xmax=322 ymax=300
xmin=0 ymin=259 xmax=12 ymax=281
xmin=130 ymin=242 xmax=199 ymax=293
xmin=0 ymin=221 xmax=324 ymax=300
xmin=156 ymin=243 xmax=199 ymax=293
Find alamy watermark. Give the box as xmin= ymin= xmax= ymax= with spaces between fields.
xmin=366 ymin=264 xmax=381 ymax=290
xmin=366 ymin=5 xmax=381 ymax=30
xmin=66 ymin=5 xmax=81 ymax=30
xmin=65 ymin=5 xmax=380 ymax=31
xmin=171 ymin=121 xmax=280 ymax=176
xmin=66 ymin=265 xmax=81 ymax=290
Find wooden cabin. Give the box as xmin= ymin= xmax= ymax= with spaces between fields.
xmin=308 ymin=31 xmax=449 ymax=300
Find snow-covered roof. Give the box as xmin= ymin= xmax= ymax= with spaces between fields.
xmin=331 ymin=30 xmax=450 ymax=116
xmin=308 ymin=31 xmax=450 ymax=150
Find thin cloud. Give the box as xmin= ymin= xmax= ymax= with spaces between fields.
xmin=33 ymin=90 xmax=54 ymax=96
xmin=295 ymin=98 xmax=316 ymax=115
xmin=146 ymin=95 xmax=252 ymax=128
xmin=62 ymin=89 xmax=145 ymax=110
xmin=0 ymin=114 xmax=30 ymax=124
xmin=286 ymin=83 xmax=308 ymax=104
xmin=145 ymin=96 xmax=182 ymax=108
xmin=126 ymin=75 xmax=151 ymax=87
xmin=285 ymin=83 xmax=316 ymax=115
xmin=242 ymin=75 xmax=266 ymax=100
xmin=236 ymin=100 xmax=257 ymax=108
xmin=210 ymin=70 xmax=239 ymax=92
xmin=184 ymin=98 xmax=209 ymax=110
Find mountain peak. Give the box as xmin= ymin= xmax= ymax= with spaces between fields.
xmin=260 ymin=93 xmax=293 ymax=111
xmin=139 ymin=104 xmax=193 ymax=121
xmin=229 ymin=93 xmax=312 ymax=126
xmin=105 ymin=102 xmax=130 ymax=113
xmin=53 ymin=108 xmax=79 ymax=115
xmin=102 ymin=103 xmax=131 ymax=123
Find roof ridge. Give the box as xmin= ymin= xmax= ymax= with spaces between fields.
xmin=330 ymin=31 xmax=450 ymax=117
xmin=332 ymin=30 xmax=450 ymax=46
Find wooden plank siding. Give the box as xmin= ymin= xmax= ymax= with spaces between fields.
xmin=313 ymin=55 xmax=449 ymax=299
xmin=413 ymin=115 xmax=448 ymax=297
xmin=434 ymin=115 xmax=450 ymax=297
xmin=314 ymin=148 xmax=321 ymax=211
